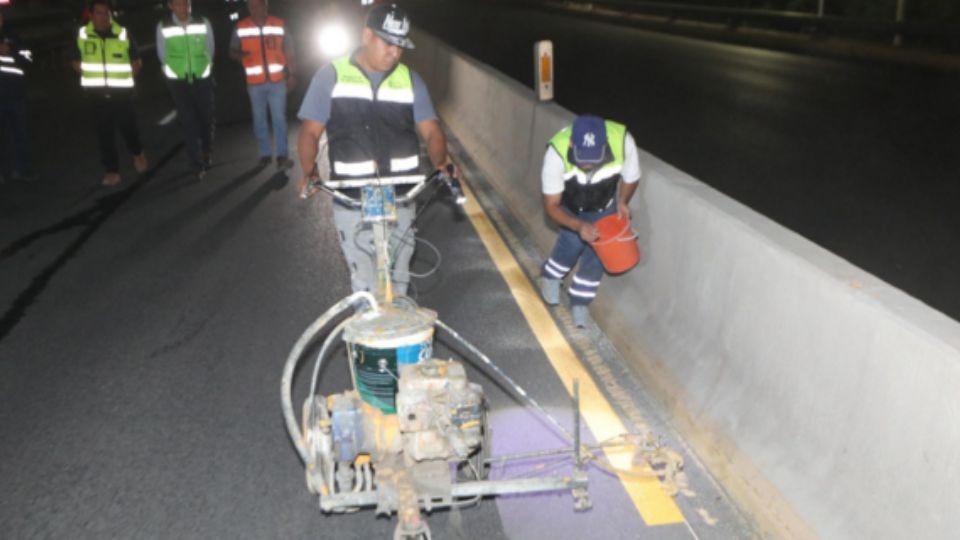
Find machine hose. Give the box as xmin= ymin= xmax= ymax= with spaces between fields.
xmin=435 ymin=319 xmax=574 ymax=443
xmin=282 ymin=292 xmax=379 ymax=464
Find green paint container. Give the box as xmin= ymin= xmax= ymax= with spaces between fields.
xmin=344 ymin=305 xmax=436 ymax=414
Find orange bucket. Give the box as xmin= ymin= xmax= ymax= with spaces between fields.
xmin=591 ymin=214 xmax=640 ymax=274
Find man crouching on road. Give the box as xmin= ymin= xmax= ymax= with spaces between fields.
xmin=539 ymin=115 xmax=641 ymax=328
xmin=296 ymin=3 xmax=458 ymax=297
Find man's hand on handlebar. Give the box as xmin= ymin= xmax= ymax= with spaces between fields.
xmin=437 ymin=162 xmax=466 ymax=206
xmin=298 ymin=168 xmax=321 ymax=199
xmin=439 ymin=161 xmax=460 ymax=180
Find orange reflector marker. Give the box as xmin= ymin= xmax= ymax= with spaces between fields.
xmin=534 ymin=40 xmax=554 ymax=101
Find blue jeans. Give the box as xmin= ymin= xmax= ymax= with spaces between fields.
xmin=541 ymin=204 xmax=616 ymax=306
xmin=247 ymin=81 xmax=288 ymax=158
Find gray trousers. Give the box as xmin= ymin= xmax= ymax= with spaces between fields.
xmin=332 ymin=203 xmax=417 ymax=296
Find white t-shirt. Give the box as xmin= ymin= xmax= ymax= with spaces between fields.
xmin=541 ymin=131 xmax=641 ymax=195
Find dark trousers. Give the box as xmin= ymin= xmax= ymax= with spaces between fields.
xmin=541 ymin=204 xmax=615 ymax=306
xmin=89 ymin=93 xmax=142 ymax=173
xmin=167 ymin=78 xmax=215 ymax=166
xmin=0 ymin=95 xmax=31 ymax=175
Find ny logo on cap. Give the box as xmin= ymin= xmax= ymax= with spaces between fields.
xmin=582 ymin=133 xmax=596 ymax=147
xmin=383 ymin=13 xmax=409 ymax=35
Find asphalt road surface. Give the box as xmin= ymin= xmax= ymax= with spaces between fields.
xmin=1 ymin=4 xmax=754 ymax=539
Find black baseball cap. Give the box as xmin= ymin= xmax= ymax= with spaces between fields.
xmin=365 ymin=4 xmax=415 ymax=50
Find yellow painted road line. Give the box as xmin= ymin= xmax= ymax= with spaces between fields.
xmin=459 ymin=180 xmax=685 ymax=526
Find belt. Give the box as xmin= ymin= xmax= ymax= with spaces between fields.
xmin=566 ymin=198 xmax=614 ymax=215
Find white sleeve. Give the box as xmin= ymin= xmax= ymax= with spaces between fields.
xmin=156 ymin=22 xmax=165 ymax=63
xmin=206 ymin=19 xmax=215 ymax=58
xmin=541 ymin=147 xmax=566 ymax=195
xmin=621 ymin=132 xmax=642 ymax=184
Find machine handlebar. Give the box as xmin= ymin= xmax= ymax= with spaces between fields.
xmin=310 ymin=168 xmax=463 ymax=208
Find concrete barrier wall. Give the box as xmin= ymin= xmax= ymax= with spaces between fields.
xmin=407 ymin=32 xmax=960 ymax=539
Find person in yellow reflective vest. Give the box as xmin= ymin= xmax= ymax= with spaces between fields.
xmin=156 ymin=0 xmax=215 ymax=178
xmin=228 ymin=0 xmax=296 ymax=169
xmin=539 ymin=115 xmax=641 ymax=328
xmin=71 ymin=0 xmax=147 ymax=186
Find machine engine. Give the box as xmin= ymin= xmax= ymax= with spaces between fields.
xmin=395 ymin=360 xmax=484 ymax=463
xmin=304 ymin=358 xmax=485 ymax=499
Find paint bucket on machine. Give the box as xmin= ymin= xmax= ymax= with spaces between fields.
xmin=343 ymin=305 xmax=437 ymax=414
xmin=591 ymin=214 xmax=640 ymax=274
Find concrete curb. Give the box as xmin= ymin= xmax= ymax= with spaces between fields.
xmin=408 ymin=29 xmax=960 ymax=539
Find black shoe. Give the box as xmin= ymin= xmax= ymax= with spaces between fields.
xmin=201 ymin=153 xmax=213 ymax=168
xmin=276 ymin=156 xmax=294 ymax=170
xmin=258 ymin=156 xmax=272 ymax=167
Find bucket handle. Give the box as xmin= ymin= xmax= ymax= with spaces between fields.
xmin=591 ymin=221 xmax=638 ymax=246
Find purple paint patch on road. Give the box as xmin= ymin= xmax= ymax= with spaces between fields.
xmin=488 ymin=406 xmax=647 ymax=540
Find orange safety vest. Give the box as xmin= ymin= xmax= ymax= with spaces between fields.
xmin=236 ymin=15 xmax=287 ymax=85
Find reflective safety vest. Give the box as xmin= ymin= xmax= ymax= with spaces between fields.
xmin=77 ymin=22 xmax=134 ymax=89
xmin=548 ymin=120 xmax=627 ymax=213
xmin=160 ymin=16 xmax=211 ymax=81
xmin=235 ymin=16 xmax=287 ymax=85
xmin=326 ymin=56 xmax=419 ymax=180
xmin=0 ymin=53 xmax=25 ymax=77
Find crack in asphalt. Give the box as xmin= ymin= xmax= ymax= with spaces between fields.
xmin=0 ymin=143 xmax=183 ymax=344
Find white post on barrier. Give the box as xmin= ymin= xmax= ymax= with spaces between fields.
xmin=534 ymin=40 xmax=554 ymax=102
xmin=893 ymin=0 xmax=906 ymax=46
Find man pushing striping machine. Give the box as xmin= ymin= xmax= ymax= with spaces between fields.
xmin=282 ymin=7 xmax=674 ymax=539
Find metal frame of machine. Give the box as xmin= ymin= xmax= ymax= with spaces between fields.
xmin=282 ymin=173 xmax=598 ymax=539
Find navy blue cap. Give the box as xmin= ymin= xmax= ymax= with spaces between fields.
xmin=366 ymin=4 xmax=415 ymax=50
xmin=570 ymin=115 xmax=608 ymax=165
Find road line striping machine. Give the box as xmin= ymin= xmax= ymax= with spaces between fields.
xmin=282 ymin=172 xmax=679 ymax=539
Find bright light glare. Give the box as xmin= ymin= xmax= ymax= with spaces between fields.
xmin=316 ymin=23 xmax=351 ymax=59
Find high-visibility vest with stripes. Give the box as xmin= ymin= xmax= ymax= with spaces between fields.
xmin=161 ymin=16 xmax=211 ymax=81
xmin=0 ymin=53 xmax=25 ymax=77
xmin=548 ymin=120 xmax=627 ymax=212
xmin=0 ymin=36 xmax=27 ymax=79
xmin=76 ymin=22 xmax=134 ymax=89
xmin=326 ymin=56 xmax=419 ymax=180
xmin=236 ymin=16 xmax=287 ymax=85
